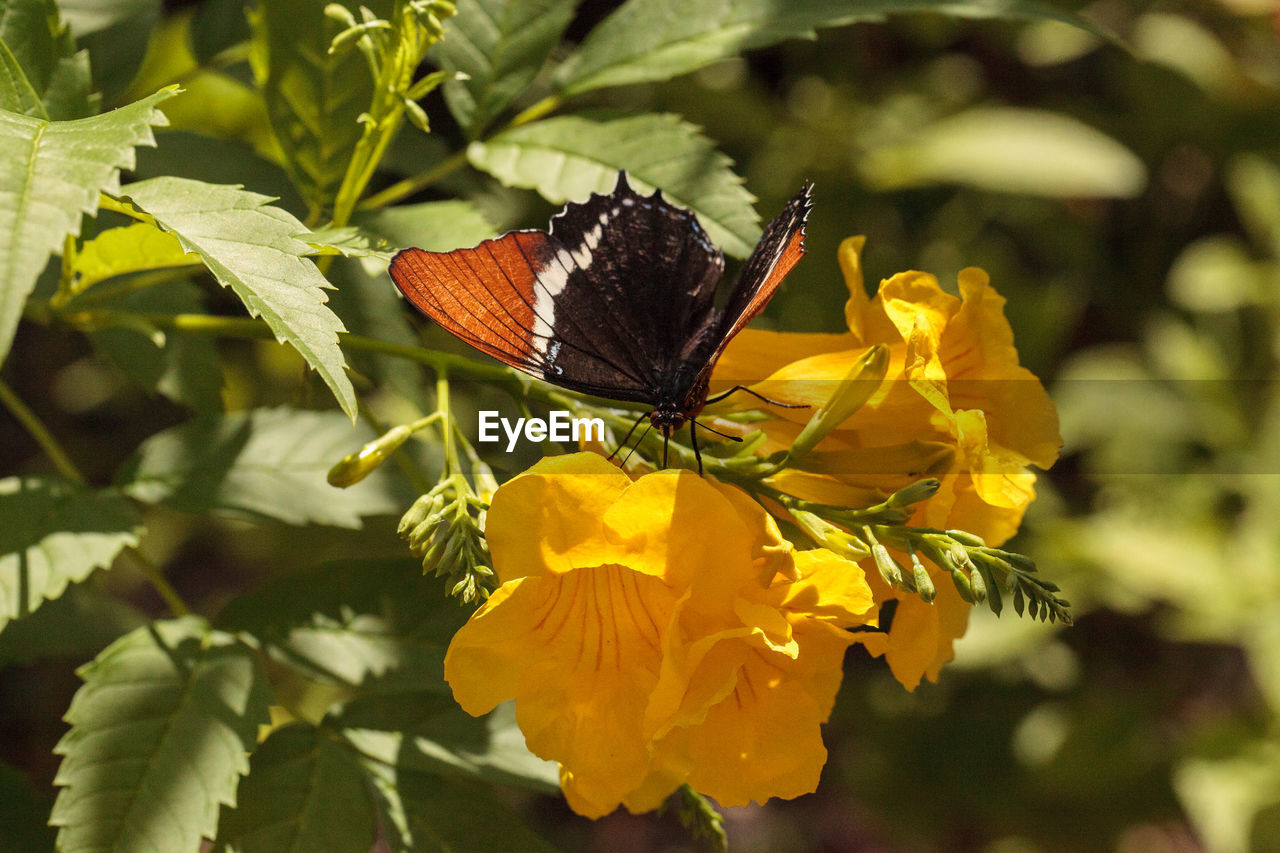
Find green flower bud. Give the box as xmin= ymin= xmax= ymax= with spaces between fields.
xmin=910 ymin=553 xmax=936 ymax=604
xmin=329 ymin=424 xmax=413 ymax=487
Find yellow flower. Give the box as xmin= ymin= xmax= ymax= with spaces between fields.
xmin=712 ymin=237 xmax=1061 ymax=690
xmin=443 ymin=453 xmax=874 ymax=817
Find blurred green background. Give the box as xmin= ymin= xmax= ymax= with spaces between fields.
xmin=4 ymin=0 xmax=1280 ymax=850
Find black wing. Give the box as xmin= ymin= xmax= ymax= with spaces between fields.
xmin=702 ymin=184 xmax=811 ymax=367
xmin=389 ymin=172 xmax=725 ymax=404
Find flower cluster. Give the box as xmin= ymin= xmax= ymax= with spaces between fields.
xmin=710 ymin=236 xmax=1061 ymax=689
xmin=434 ymin=236 xmax=1060 ymax=817
xmin=443 ymin=453 xmax=875 ymax=817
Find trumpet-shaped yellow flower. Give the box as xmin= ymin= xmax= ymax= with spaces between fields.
xmin=444 ymin=453 xmax=874 ymax=817
xmin=712 ymin=237 xmax=1061 ymax=690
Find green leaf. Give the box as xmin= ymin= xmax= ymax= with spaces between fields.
xmin=0 ymin=477 xmax=142 ymax=636
xmin=335 ymin=695 xmax=560 ymax=792
xmin=214 ymin=723 xmax=377 ymax=853
xmin=433 ymin=0 xmax=576 ymax=138
xmin=301 ymin=226 xmax=395 ymax=261
xmin=467 ymin=113 xmax=760 ymax=256
xmin=88 ymin=279 xmax=224 ymax=410
xmin=216 ymin=557 xmax=462 ymax=689
xmin=0 ymin=39 xmax=44 ymax=117
xmin=0 ymin=0 xmax=94 ymax=120
xmin=356 ymin=199 xmax=496 ymax=252
xmin=859 ymin=107 xmax=1148 ymax=198
xmin=365 ymin=762 xmax=557 ymax=853
xmin=0 ymin=581 xmax=146 ymax=667
xmin=0 ymin=86 xmax=174 ymax=367
xmin=248 ymin=0 xmax=377 ymax=217
xmin=0 ymin=759 xmax=55 ymax=853
xmin=554 ymin=0 xmax=1117 ymax=96
xmin=120 ymin=177 xmax=358 ymax=419
xmin=118 ymin=407 xmax=410 ymax=528
xmin=70 ymin=222 xmax=200 ymax=293
xmin=50 ymin=616 xmax=272 ymax=853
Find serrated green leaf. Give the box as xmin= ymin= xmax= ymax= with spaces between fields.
xmin=555 ymin=0 xmax=1118 ymax=96
xmin=0 ymin=582 xmax=147 ymax=667
xmin=0 ymin=86 xmax=174 ymax=367
xmin=0 ymin=477 xmax=142 ymax=635
xmin=467 ymin=113 xmax=760 ymax=256
xmin=248 ymin=0 xmax=378 ymax=217
xmin=859 ymin=107 xmax=1148 ymax=198
xmin=88 ymin=278 xmax=224 ymax=410
xmin=119 ymin=177 xmax=358 ymax=419
xmin=433 ymin=0 xmax=576 ymax=138
xmin=336 ymin=695 xmax=560 ymax=792
xmin=217 ymin=557 xmax=462 ymax=689
xmin=0 ymin=0 xmax=94 ymax=120
xmin=0 ymin=39 xmax=44 ymax=116
xmin=0 ymin=759 xmax=55 ymax=853
xmin=214 ymin=723 xmax=377 ymax=853
xmin=50 ymin=616 xmax=272 ymax=853
xmin=364 ymin=761 xmax=557 ymax=853
xmin=118 ymin=407 xmax=410 ymax=527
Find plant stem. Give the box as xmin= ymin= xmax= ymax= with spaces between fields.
xmin=0 ymin=377 xmax=85 ymax=484
xmin=127 ymin=549 xmax=191 ymax=617
xmin=357 ymin=150 xmax=469 ymax=211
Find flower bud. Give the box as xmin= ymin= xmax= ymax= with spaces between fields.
xmin=329 ymin=424 xmax=413 ymax=487
xmin=870 ymin=542 xmax=905 ymax=587
xmin=910 ymin=553 xmax=936 ymax=604
xmin=887 ymin=478 xmax=941 ymax=511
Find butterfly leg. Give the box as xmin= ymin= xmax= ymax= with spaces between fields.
xmin=662 ymin=429 xmax=670 ymax=469
xmin=704 ymin=384 xmax=808 ymax=409
xmin=607 ymin=410 xmax=651 ymax=461
xmin=689 ymin=420 xmax=703 ymax=475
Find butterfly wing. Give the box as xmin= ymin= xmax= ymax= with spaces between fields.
xmin=389 ymin=172 xmax=725 ymax=404
xmin=701 ymin=184 xmax=812 ymax=366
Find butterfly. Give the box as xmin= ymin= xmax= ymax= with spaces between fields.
xmin=388 ymin=171 xmax=811 ymax=472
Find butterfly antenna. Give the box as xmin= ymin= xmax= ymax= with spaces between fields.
xmin=607 ymin=411 xmax=650 ymax=461
xmin=690 ymin=418 xmax=745 ymax=442
xmin=619 ymin=422 xmax=654 ymax=468
xmin=705 ymin=384 xmax=808 ymax=409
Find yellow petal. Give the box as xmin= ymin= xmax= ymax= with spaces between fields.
xmin=682 ymin=652 xmax=832 ymax=807
xmin=512 ymin=565 xmax=676 ymax=817
xmin=444 ymin=577 xmax=541 ymax=716
xmin=603 ymin=471 xmax=755 ymax=590
xmin=944 ymin=268 xmax=1062 ymax=469
xmin=858 ymin=564 xmax=971 ymax=691
xmin=712 ymin=329 xmax=857 ymax=394
xmin=773 ymin=550 xmax=875 ymax=625
xmin=486 ymin=452 xmax=631 ymax=582
xmin=839 ymin=236 xmax=871 ymax=341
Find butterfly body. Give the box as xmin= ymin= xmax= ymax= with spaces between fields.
xmin=389 ymin=172 xmax=811 ymax=470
